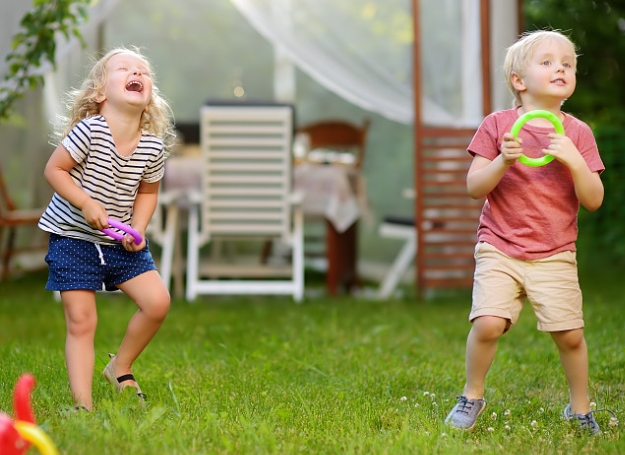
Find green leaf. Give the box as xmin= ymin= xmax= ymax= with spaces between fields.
xmin=77 ymin=5 xmax=89 ymax=20
xmin=10 ymin=33 xmax=27 ymax=49
xmin=28 ymin=76 xmax=39 ymax=90
xmin=0 ymin=0 xmax=89 ymax=121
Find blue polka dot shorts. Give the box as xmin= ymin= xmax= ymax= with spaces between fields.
xmin=45 ymin=233 xmax=157 ymax=292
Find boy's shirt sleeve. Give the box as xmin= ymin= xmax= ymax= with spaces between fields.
xmin=571 ymin=119 xmax=604 ymax=174
xmin=467 ymin=113 xmax=502 ymax=161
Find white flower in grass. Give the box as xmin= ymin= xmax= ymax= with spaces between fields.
xmin=423 ymin=391 xmax=429 ymax=396
xmin=414 ymin=403 xmax=420 ymax=408
xmin=440 ymin=433 xmax=447 ymax=437
xmin=429 ymin=393 xmax=436 ymax=399
xmin=539 ymin=407 xmax=544 ymax=413
xmin=504 ymin=409 xmax=511 ymax=417
xmin=590 ymin=401 xmax=597 ymax=410
xmin=487 ymin=427 xmax=494 ymax=432
xmin=490 ymin=412 xmax=497 ymax=420
xmin=531 ymin=420 xmax=537 ymax=428
xmin=432 ymin=402 xmax=437 ymax=407
xmin=504 ymin=424 xmax=511 ymax=430
xmin=609 ymin=417 xmax=619 ymax=428
xmin=400 ymin=396 xmax=407 ymax=402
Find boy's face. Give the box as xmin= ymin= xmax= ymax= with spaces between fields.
xmin=97 ymin=52 xmax=153 ymax=112
xmin=513 ymin=38 xmax=576 ymax=106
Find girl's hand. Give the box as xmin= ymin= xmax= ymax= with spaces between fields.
xmin=500 ymin=133 xmax=524 ymax=166
xmin=121 ymin=228 xmax=146 ymax=252
xmin=82 ymin=199 xmax=109 ymax=231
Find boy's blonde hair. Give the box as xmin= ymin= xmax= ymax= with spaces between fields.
xmin=55 ymin=46 xmax=176 ymax=153
xmin=503 ymin=30 xmax=578 ymax=107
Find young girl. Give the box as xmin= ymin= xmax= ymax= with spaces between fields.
xmin=38 ymin=47 xmax=176 ymax=411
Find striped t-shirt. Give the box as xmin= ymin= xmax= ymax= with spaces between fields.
xmin=38 ymin=115 xmax=164 ymax=245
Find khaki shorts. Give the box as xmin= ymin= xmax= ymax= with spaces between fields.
xmin=470 ymin=242 xmax=583 ymax=332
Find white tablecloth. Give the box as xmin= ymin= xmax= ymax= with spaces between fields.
xmin=163 ymin=156 xmax=365 ymax=233
xmin=292 ymin=163 xmax=361 ymax=232
xmin=163 ymin=155 xmax=202 ymax=193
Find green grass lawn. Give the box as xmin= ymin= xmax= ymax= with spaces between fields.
xmin=1 ymin=268 xmax=624 ymax=454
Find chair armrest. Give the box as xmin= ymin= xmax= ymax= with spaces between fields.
xmin=186 ymin=189 xmax=204 ymax=205
xmin=158 ymin=189 xmax=186 ymax=205
xmin=289 ymin=191 xmax=304 ymax=205
xmin=402 ymin=188 xmax=415 ymax=200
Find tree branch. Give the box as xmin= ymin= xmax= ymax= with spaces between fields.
xmin=0 ymin=0 xmax=90 ymax=121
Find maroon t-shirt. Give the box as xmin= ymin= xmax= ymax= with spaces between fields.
xmin=468 ymin=108 xmax=604 ymax=260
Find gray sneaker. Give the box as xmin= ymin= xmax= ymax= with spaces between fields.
xmin=563 ymin=404 xmax=617 ymax=436
xmin=445 ymin=395 xmax=486 ymax=430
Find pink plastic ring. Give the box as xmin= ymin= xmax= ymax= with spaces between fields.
xmin=101 ymin=218 xmax=143 ymax=244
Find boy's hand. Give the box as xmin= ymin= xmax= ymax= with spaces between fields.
xmin=544 ymin=133 xmax=585 ymax=169
xmin=500 ymin=133 xmax=524 ymax=166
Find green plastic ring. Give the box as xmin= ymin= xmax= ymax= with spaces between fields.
xmin=509 ymin=110 xmax=564 ymax=167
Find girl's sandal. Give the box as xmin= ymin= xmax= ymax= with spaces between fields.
xmin=103 ymin=353 xmax=147 ymax=400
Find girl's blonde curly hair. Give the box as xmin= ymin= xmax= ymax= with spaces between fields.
xmin=54 ymin=46 xmax=176 ymax=154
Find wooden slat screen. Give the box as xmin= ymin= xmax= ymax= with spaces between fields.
xmin=416 ymin=127 xmax=484 ymax=293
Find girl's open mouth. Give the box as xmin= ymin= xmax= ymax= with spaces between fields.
xmin=126 ymin=81 xmax=143 ymax=92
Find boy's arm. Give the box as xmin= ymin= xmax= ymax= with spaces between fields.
xmin=569 ymin=165 xmax=603 ymax=212
xmin=44 ymin=144 xmax=108 ymax=230
xmin=467 ymin=133 xmax=523 ymax=199
xmin=543 ymin=133 xmax=604 ymax=211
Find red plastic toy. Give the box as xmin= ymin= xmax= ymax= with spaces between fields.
xmin=0 ymin=374 xmax=59 ymax=455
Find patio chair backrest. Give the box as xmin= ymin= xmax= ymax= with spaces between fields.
xmin=197 ymin=104 xmax=295 ymax=247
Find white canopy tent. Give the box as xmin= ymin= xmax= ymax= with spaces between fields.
xmin=0 ymin=0 xmax=519 ymax=276
xmin=1 ymin=0 xmax=517 ymax=126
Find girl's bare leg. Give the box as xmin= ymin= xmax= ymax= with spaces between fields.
xmin=62 ymin=289 xmax=98 ymax=410
xmin=110 ymin=270 xmax=170 ymax=387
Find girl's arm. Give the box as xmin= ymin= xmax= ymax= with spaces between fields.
xmin=122 ymin=180 xmax=160 ymax=251
xmin=44 ymin=144 xmax=109 ymax=230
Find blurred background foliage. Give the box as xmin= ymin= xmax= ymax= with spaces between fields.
xmin=103 ymin=0 xmax=415 ymax=266
xmin=0 ymin=0 xmax=89 ymax=121
xmin=525 ymin=0 xmax=625 ymax=125
xmin=1 ymin=0 xmax=623 ymax=273
xmin=102 ymin=0 xmax=625 ymax=267
xmin=525 ymin=1 xmax=625 ymax=265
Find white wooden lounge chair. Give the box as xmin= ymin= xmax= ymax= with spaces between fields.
xmin=185 ymin=103 xmax=304 ymax=302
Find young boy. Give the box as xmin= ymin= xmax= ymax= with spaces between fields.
xmin=444 ymin=30 xmax=606 ymax=434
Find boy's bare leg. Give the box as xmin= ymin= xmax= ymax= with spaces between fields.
xmin=62 ymin=289 xmax=98 ymax=410
xmin=551 ymin=328 xmax=590 ymax=414
xmin=463 ymin=316 xmax=508 ymax=399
